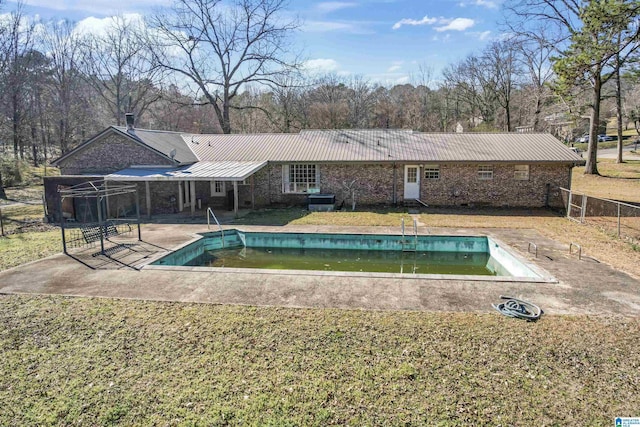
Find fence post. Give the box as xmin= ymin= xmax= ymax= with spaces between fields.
xmin=617 ymin=202 xmax=621 ymax=238
xmin=581 ymin=194 xmax=587 ymax=223
xmin=59 ymin=196 xmax=67 ymax=254
xmin=0 ymin=207 xmax=4 ymax=236
xmin=567 ymin=190 xmax=572 ymax=219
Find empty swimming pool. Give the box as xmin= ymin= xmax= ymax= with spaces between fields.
xmin=149 ymin=229 xmax=550 ymax=281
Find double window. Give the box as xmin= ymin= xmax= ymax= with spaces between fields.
xmin=477 ymin=165 xmax=493 ymax=180
xmin=283 ymin=164 xmax=319 ymax=193
xmin=424 ymin=164 xmax=440 ymax=180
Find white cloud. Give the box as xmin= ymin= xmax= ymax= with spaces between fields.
xmin=387 ymin=61 xmax=403 ymax=72
xmin=316 ymin=2 xmax=358 ymax=13
xmin=73 ymin=13 xmax=145 ymax=37
xmin=435 ymin=18 xmax=475 ymax=32
xmin=392 ymin=15 xmax=437 ymax=30
xmin=472 ymin=0 xmax=499 ymax=8
xmin=393 ymin=15 xmax=475 ymax=32
xmin=302 ymin=20 xmax=372 ymax=34
xmin=303 ymin=58 xmax=340 ymax=73
xmin=367 ymin=73 xmax=410 ymax=86
xmin=477 ymin=30 xmax=491 ymax=40
xmin=17 ymin=0 xmax=171 ymax=14
xmin=457 ymin=0 xmax=500 ymax=8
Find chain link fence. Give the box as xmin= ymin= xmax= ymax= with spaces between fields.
xmin=560 ymin=188 xmax=640 ymax=244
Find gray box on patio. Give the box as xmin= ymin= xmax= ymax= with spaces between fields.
xmin=307 ymin=194 xmax=335 ymax=212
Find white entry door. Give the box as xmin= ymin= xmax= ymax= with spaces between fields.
xmin=404 ymin=165 xmax=420 ymax=199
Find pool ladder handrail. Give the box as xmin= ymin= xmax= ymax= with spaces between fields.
xmin=401 ymin=218 xmax=418 ymax=252
xmin=207 ymin=207 xmax=225 ymax=248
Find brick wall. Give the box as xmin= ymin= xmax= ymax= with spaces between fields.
xmin=419 ymin=163 xmax=570 ymax=208
xmin=47 ymin=161 xmax=571 ymax=220
xmin=57 ymin=131 xmax=173 ymax=175
xmin=250 ymin=162 xmax=571 ymax=209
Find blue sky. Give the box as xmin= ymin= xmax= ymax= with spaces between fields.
xmin=12 ymin=0 xmax=505 ymax=86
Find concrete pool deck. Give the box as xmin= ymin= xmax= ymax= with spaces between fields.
xmin=1 ymin=223 xmax=639 ymax=315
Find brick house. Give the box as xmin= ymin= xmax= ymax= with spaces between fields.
xmin=46 ymin=119 xmax=584 ymax=221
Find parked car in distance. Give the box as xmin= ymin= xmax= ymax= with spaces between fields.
xmin=597 ymin=134 xmax=614 ymax=142
xmin=576 ymin=134 xmax=589 ymax=143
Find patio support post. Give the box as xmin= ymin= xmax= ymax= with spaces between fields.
xmin=250 ymin=175 xmax=255 ymax=209
xmin=135 ymin=186 xmax=142 ymax=241
xmin=59 ymin=196 xmax=67 ymax=254
xmin=145 ymin=181 xmax=152 ymax=219
xmin=233 ymin=180 xmax=239 ymax=217
xmin=178 ymin=181 xmax=183 ymax=212
xmin=97 ymin=195 xmax=105 ymax=255
xmin=105 ymin=180 xmax=110 ymax=218
xmin=190 ymin=181 xmax=196 ymax=217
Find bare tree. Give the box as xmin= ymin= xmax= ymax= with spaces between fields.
xmin=78 ymin=15 xmax=163 ymax=127
xmin=147 ymin=0 xmax=301 ymax=134
xmin=0 ymin=2 xmax=35 ymax=159
xmin=442 ymin=56 xmax=500 ymax=130
xmin=39 ymin=20 xmax=92 ymax=153
xmin=307 ymin=73 xmax=350 ymax=129
xmin=345 ymin=75 xmax=374 ymax=128
xmin=515 ymin=31 xmax=555 ymax=131
xmin=504 ymin=0 xmax=640 ymax=174
xmin=482 ymin=40 xmax=522 ymax=131
xmin=265 ymin=72 xmax=308 ymax=132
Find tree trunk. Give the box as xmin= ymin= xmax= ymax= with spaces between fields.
xmin=615 ymin=51 xmax=623 ymax=164
xmin=584 ymin=72 xmax=602 ymax=175
xmin=533 ymin=95 xmax=541 ymax=132
xmin=12 ymin=94 xmax=19 ymax=159
xmin=0 ymin=171 xmax=6 ymax=199
xmin=505 ymin=97 xmax=511 ymax=132
xmin=222 ymin=91 xmax=232 ymax=134
xmin=31 ymin=125 xmax=38 ymax=167
xmin=59 ymin=119 xmax=67 ymax=153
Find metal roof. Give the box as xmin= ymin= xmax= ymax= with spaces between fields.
xmin=186 ymin=129 xmax=584 ymax=164
xmin=112 ymin=126 xmax=199 ymax=164
xmin=105 ymin=161 xmax=267 ymax=182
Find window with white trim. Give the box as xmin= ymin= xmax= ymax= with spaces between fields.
xmin=210 ymin=180 xmax=225 ymax=196
xmin=477 ymin=165 xmax=493 ymax=180
xmin=424 ymin=164 xmax=440 ymax=180
xmin=514 ymin=165 xmax=530 ymax=180
xmin=283 ymin=164 xmax=319 ymax=193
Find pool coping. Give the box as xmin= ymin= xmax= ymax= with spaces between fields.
xmin=141 ymin=229 xmax=558 ymax=284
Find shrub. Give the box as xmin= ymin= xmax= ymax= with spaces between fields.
xmin=0 ymin=158 xmax=30 ymax=187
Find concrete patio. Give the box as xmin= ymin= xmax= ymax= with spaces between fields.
xmin=1 ymin=223 xmax=639 ymax=315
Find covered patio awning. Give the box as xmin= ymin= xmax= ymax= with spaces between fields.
xmin=105 ymin=161 xmax=267 ymax=182
xmin=105 ymin=161 xmax=268 ymax=216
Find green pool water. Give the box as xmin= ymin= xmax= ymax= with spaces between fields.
xmin=150 ymin=230 xmax=545 ymax=279
xmin=185 ymin=247 xmax=496 ymax=275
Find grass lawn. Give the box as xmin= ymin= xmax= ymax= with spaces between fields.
xmin=0 ymin=204 xmax=61 ymax=271
xmin=571 ymin=160 xmax=640 ymax=202
xmin=0 ymin=230 xmax=62 ymax=271
xmin=0 ymin=185 xmax=46 ymax=205
xmin=1 ymin=295 xmax=639 ymax=426
xmin=2 ymin=163 xmax=640 ymax=424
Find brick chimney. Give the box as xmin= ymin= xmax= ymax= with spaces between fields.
xmin=125 ymin=113 xmax=135 ymax=132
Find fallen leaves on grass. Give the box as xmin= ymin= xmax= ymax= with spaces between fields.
xmin=1 ymin=296 xmax=638 ymax=425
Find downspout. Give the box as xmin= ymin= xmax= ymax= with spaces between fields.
xmin=392 ymin=163 xmax=397 ymax=206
